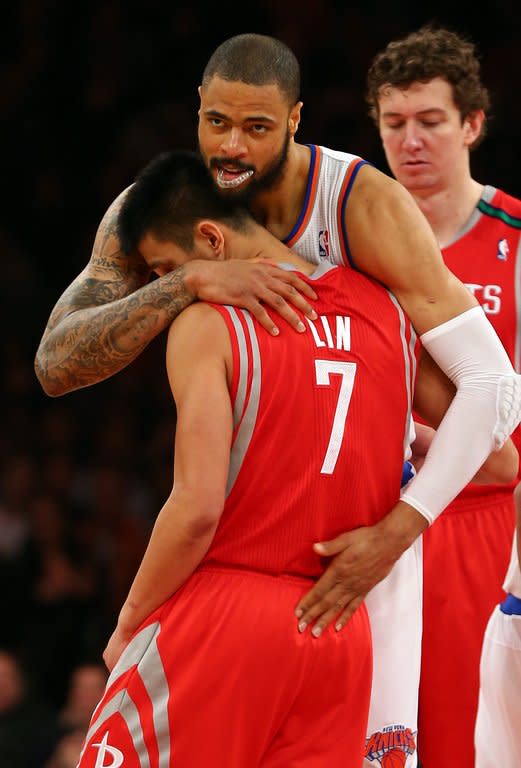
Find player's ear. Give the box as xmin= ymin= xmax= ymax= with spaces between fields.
xmin=289 ymin=101 xmax=303 ymax=137
xmin=463 ymin=110 xmax=485 ymax=147
xmin=196 ymin=220 xmax=225 ymax=259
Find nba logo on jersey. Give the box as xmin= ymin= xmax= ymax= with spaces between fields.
xmin=318 ymin=229 xmax=330 ymax=260
xmin=497 ymin=238 xmax=509 ymax=260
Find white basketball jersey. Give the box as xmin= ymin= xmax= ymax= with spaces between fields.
xmin=283 ymin=144 xmax=368 ymax=267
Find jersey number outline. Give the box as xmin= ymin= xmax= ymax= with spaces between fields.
xmin=315 ymin=359 xmax=357 ymax=474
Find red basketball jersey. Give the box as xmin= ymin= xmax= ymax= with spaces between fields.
xmin=442 ymin=186 xmax=521 ymax=505
xmin=203 ymin=263 xmax=418 ymax=578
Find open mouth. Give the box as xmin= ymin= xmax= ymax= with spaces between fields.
xmin=216 ymin=168 xmax=254 ymax=189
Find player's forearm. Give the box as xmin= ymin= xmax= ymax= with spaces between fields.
xmin=403 ymin=308 xmax=521 ymax=524
xmin=412 ymin=424 xmax=519 ymax=485
xmin=117 ymin=494 xmax=220 ymax=634
xmin=34 ymin=267 xmax=196 ymax=396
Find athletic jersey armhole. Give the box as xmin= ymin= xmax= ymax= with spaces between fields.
xmin=337 ymin=158 xmax=372 ymax=269
xmin=283 ymin=145 xmax=321 ymax=245
xmin=206 ymin=304 xmax=258 ymax=442
xmin=206 ymin=304 xmax=240 ymax=405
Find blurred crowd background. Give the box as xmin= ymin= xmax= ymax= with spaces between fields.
xmin=2 ymin=1 xmax=520 ymax=765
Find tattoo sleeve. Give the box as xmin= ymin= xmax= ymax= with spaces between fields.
xmin=34 ymin=267 xmax=195 ymax=395
xmin=34 ymin=189 xmax=195 ymax=396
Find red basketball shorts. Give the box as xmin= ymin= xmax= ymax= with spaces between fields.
xmin=77 ymin=566 xmax=372 ymax=768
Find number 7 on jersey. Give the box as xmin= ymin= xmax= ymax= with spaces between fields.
xmin=315 ymin=360 xmax=357 ymax=475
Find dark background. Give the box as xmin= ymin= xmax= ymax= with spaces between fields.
xmin=1 ymin=0 xmax=520 ymax=753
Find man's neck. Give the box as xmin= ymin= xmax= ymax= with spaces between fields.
xmin=229 ymin=223 xmax=316 ymax=276
xmin=411 ymin=176 xmax=485 ymax=248
xmin=249 ymin=142 xmax=312 ymax=241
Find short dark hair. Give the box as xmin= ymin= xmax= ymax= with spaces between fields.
xmin=202 ymin=33 xmax=300 ymax=106
xmin=366 ymin=24 xmax=490 ymax=148
xmin=118 ymin=150 xmax=253 ymax=254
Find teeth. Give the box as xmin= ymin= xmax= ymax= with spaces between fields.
xmin=216 ymin=168 xmax=254 ymax=188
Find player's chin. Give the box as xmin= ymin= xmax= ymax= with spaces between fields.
xmin=399 ymin=163 xmax=432 ymax=178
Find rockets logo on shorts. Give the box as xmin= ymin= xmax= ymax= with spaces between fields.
xmin=365 ymin=724 xmax=417 ymax=766
xmin=91 ymin=732 xmax=124 ymax=767
xmin=318 ymin=229 xmax=330 ymax=260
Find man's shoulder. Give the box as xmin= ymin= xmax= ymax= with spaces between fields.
xmin=313 ymin=146 xmax=393 ymax=212
xmin=172 ymin=301 xmax=226 ymax=330
xmin=317 ymin=144 xmax=364 ymax=165
xmin=491 ymin=187 xmax=521 ymax=220
xmin=167 ymin=302 xmax=230 ymax=366
xmin=167 ymin=303 xmax=223 ymax=345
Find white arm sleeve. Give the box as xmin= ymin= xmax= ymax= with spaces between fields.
xmin=401 ymin=306 xmax=521 ymax=525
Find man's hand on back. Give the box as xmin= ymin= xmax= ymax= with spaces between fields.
xmin=185 ymin=259 xmax=318 ymax=335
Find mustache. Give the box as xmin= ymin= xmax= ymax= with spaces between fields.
xmin=210 ymin=157 xmax=255 ymax=172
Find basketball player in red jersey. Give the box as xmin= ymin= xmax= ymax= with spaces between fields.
xmin=367 ymin=24 xmax=521 ymax=767
xmin=76 ymin=150 xmax=517 ymax=768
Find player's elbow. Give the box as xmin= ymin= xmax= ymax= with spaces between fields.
xmin=185 ymin=504 xmax=224 ymax=540
xmin=185 ymin=510 xmax=222 ymax=540
xmin=33 ymin=353 xmax=65 ymax=397
xmin=177 ymin=488 xmax=225 ymax=539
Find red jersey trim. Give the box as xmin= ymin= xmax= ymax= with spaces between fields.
xmin=211 ymin=307 xmax=263 ymax=497
xmin=208 ymin=305 xmax=254 ymax=445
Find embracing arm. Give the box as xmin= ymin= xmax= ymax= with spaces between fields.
xmin=294 ymin=168 xmax=521 ymax=635
xmin=103 ymin=303 xmax=233 ymax=670
xmin=35 ymin=194 xmax=317 ymax=397
xmin=348 ymin=165 xmax=477 ymax=330
xmin=350 ymin=166 xmax=519 ymax=511
xmin=414 ymin=350 xmax=519 ymax=484
xmin=295 ymin=344 xmax=519 ymax=638
xmin=34 ymin=189 xmax=196 ymax=396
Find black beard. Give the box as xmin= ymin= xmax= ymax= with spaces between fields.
xmin=201 ymin=131 xmax=290 ymax=206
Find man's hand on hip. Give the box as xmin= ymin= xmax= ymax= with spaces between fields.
xmin=294 ymin=501 xmax=428 ymax=636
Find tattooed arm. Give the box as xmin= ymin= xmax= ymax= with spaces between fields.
xmin=36 ymin=184 xmax=319 ymax=397
xmin=34 ymin=189 xmax=200 ymax=396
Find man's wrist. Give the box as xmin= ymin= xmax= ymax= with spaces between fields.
xmin=182 ymin=260 xmax=206 ymax=299
xmin=377 ymin=500 xmax=429 ymax=555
